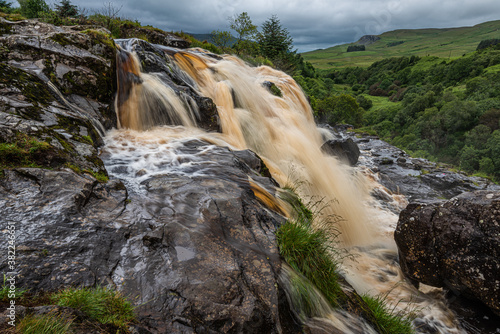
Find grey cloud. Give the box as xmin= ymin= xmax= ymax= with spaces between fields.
xmin=52 ymin=0 xmax=500 ymax=52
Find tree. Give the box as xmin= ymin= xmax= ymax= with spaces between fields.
xmin=228 ymin=12 xmax=257 ymax=54
xmin=18 ymin=0 xmax=49 ymax=18
xmin=258 ymin=15 xmax=293 ymax=60
xmin=211 ymin=29 xmax=233 ymax=52
xmin=0 ymin=0 xmax=12 ymax=9
xmin=55 ymin=0 xmax=78 ymax=17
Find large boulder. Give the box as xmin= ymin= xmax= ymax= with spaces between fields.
xmin=394 ymin=191 xmax=500 ymax=316
xmin=321 ymin=138 xmax=360 ymax=166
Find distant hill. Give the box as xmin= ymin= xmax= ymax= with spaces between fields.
xmin=188 ymin=33 xmax=237 ymax=46
xmin=302 ymin=20 xmax=500 ymax=69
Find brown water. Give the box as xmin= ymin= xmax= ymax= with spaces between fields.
xmin=108 ymin=42 xmax=465 ymax=333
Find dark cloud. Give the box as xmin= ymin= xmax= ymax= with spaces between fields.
xmin=47 ymin=0 xmax=500 ymax=52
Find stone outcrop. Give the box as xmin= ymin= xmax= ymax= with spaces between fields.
xmin=119 ymin=23 xmax=190 ymax=48
xmin=321 ymin=138 xmax=360 ymax=166
xmin=351 ymin=133 xmax=500 ymax=202
xmin=0 ymin=18 xmax=117 ymax=176
xmin=394 ymin=191 xmax=500 ymax=316
xmin=356 ymin=35 xmax=381 ymax=46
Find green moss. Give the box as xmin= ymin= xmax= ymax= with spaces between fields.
xmin=269 ymin=83 xmax=283 ymax=97
xmin=84 ymin=169 xmax=109 ymax=183
xmin=81 ymin=29 xmax=116 ymax=50
xmin=81 ymin=135 xmax=93 ymax=145
xmin=0 ymin=63 xmax=53 ymax=107
xmin=49 ymin=33 xmax=77 ymax=47
xmin=0 ymin=133 xmax=55 ymax=169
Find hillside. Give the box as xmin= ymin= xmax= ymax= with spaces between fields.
xmin=302 ymin=20 xmax=500 ymax=69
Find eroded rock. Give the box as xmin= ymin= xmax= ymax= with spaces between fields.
xmin=394 ymin=191 xmax=500 ymax=316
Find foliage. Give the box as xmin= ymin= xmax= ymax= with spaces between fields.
xmin=210 ymin=29 xmax=233 ymax=52
xmin=258 ymin=15 xmax=294 ymax=61
xmin=51 ymin=286 xmax=135 ymax=330
xmin=302 ymin=20 xmax=500 ymax=69
xmin=301 ymin=46 xmax=500 ymax=181
xmin=18 ymin=0 xmax=49 ymax=18
xmin=16 ymin=313 xmax=73 ymax=334
xmin=362 ymin=294 xmax=416 ymax=334
xmin=228 ymin=12 xmax=257 ymax=54
xmin=0 ymin=274 xmax=28 ymax=302
xmin=0 ymin=0 xmax=12 ymax=9
xmin=55 ymin=0 xmax=78 ymax=18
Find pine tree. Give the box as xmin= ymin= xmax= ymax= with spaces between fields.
xmin=258 ymin=15 xmax=294 ymax=60
xmin=55 ymin=0 xmax=78 ymax=18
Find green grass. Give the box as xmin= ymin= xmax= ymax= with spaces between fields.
xmin=51 ymin=286 xmax=135 ymax=330
xmin=16 ymin=313 xmax=73 ymax=334
xmin=277 ymin=187 xmax=344 ymax=308
xmin=361 ymin=294 xmax=416 ymax=334
xmin=303 ymin=20 xmax=500 ymax=69
xmin=0 ymin=275 xmax=28 ymax=302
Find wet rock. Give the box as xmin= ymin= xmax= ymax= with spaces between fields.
xmin=394 ymin=191 xmax=500 ymax=316
xmin=0 ymin=140 xmax=293 ymax=333
xmin=349 ymin=132 xmax=500 ymax=202
xmin=0 ymin=18 xmax=117 ymax=174
xmin=321 ymin=138 xmax=360 ymax=166
xmin=114 ymin=39 xmax=220 ymax=132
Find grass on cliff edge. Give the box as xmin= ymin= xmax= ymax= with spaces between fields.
xmin=277 ymin=187 xmax=416 ymax=333
xmin=276 ymin=187 xmax=344 ymax=309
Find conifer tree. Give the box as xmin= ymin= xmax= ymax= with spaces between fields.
xmin=55 ymin=0 xmax=78 ymax=18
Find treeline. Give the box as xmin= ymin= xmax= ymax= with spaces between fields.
xmin=298 ymin=45 xmax=500 ymax=180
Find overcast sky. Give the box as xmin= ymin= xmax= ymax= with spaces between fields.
xmin=44 ymin=0 xmax=500 ymax=52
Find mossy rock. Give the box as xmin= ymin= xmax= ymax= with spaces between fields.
xmin=0 ymin=63 xmax=54 ymax=107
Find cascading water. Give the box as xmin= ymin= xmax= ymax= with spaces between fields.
xmin=104 ymin=38 xmax=466 ymax=333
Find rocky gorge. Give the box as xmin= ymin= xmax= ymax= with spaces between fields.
xmin=0 ymin=17 xmax=499 ymax=334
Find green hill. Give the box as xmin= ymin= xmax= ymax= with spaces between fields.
xmin=302 ymin=20 xmax=500 ymax=69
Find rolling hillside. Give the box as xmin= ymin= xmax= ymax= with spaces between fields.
xmin=302 ymin=20 xmax=500 ymax=69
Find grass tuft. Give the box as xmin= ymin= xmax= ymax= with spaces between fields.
xmin=361 ymin=294 xmax=416 ymax=334
xmin=277 ymin=186 xmax=344 ymax=308
xmin=16 ymin=313 xmax=73 ymax=334
xmin=50 ymin=286 xmax=135 ymax=330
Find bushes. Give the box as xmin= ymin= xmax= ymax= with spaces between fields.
xmin=18 ymin=0 xmax=49 ymax=18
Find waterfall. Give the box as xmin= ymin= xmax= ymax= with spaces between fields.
xmin=108 ymin=39 xmax=465 ymax=333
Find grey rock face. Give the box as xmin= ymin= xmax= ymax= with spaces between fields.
xmin=0 ymin=138 xmax=291 ymax=333
xmin=394 ymin=191 xmax=500 ymax=316
xmin=0 ymin=18 xmax=117 ymax=174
